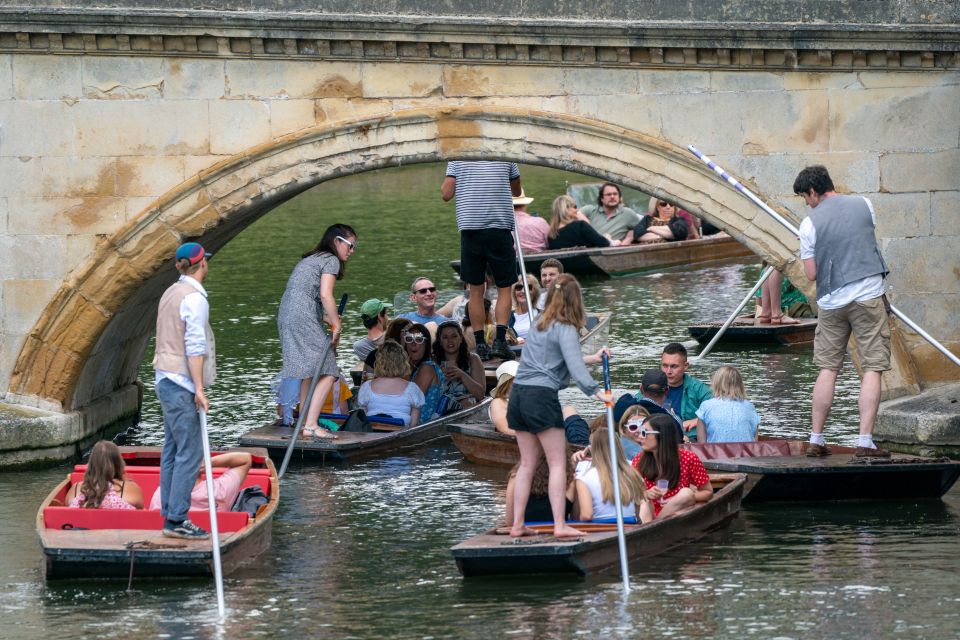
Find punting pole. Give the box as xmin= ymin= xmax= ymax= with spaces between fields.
xmin=278 ymin=293 xmax=350 ymax=479
xmin=687 ymin=145 xmax=960 ymax=368
xmin=693 ymin=265 xmax=775 ymax=362
xmin=513 ymin=229 xmax=537 ymax=329
xmin=602 ymin=351 xmax=630 ymax=593
xmin=198 ymin=409 xmax=226 ymax=619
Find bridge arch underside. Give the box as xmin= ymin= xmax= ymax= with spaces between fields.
xmin=9 ymin=107 xmax=916 ymax=424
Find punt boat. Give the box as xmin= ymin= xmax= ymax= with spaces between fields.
xmin=687 ymin=316 xmax=817 ymax=346
xmin=451 ymin=473 xmax=746 ymax=577
xmin=449 ymin=233 xmax=752 ymax=278
xmin=37 ymin=446 xmax=278 ymax=580
xmin=239 ymin=398 xmax=491 ymax=463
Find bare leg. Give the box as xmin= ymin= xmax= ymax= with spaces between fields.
xmin=495 ymin=286 xmax=513 ymax=327
xmin=658 ymin=487 xmax=696 ymax=519
xmin=510 ymin=431 xmax=542 ymax=537
xmin=537 ymin=427 xmax=584 ymax=539
xmin=303 ymin=375 xmax=336 ymax=438
xmin=760 ymin=268 xmax=782 ymax=319
xmin=467 ymin=284 xmax=486 ymax=343
xmin=858 ymin=371 xmax=883 ymax=435
xmin=811 ymin=369 xmax=839 ymax=434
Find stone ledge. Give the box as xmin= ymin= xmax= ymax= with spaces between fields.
xmin=876 ymin=382 xmax=960 ymax=453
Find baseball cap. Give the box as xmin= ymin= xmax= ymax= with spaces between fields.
xmin=175 ymin=242 xmax=211 ymax=265
xmin=641 ymin=368 xmax=668 ymax=393
xmin=360 ymin=298 xmax=392 ymax=319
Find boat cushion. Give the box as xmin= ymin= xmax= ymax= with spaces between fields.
xmin=43 ymin=507 xmax=249 ymax=532
xmin=685 ymin=440 xmax=792 ymax=460
xmin=68 ymin=471 xmax=271 ymax=508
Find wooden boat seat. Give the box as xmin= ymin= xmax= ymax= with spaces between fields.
xmin=65 ymin=471 xmax=272 ymax=509
xmin=42 ymin=506 xmax=250 ymax=532
xmin=686 ymin=440 xmax=792 ymax=460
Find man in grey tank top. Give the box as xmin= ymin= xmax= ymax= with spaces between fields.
xmin=795 ymin=166 xmax=891 ymax=459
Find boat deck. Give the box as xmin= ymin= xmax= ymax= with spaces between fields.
xmin=687 ymin=317 xmax=817 ymax=346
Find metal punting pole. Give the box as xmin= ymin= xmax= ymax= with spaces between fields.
xmin=198 ymin=410 xmax=226 ymax=619
xmin=694 ymin=265 xmax=775 ymax=362
xmin=687 ymin=145 xmax=960 ymax=368
xmin=602 ymin=352 xmax=630 ymax=593
xmin=513 ymin=229 xmax=537 ymax=328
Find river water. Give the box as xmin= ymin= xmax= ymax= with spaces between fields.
xmin=2 ymin=163 xmax=957 ymax=639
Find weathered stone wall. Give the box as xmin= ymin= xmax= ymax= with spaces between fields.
xmin=0 ymin=4 xmax=958 ymax=465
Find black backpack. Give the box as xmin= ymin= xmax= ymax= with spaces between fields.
xmin=231 ymin=485 xmax=269 ymax=517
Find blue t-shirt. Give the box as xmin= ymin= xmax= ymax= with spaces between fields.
xmin=695 ymin=398 xmax=760 ymax=443
xmin=400 ymin=311 xmax=449 ymax=325
xmin=665 ymin=385 xmax=683 ymax=417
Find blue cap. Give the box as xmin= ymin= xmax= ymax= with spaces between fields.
xmin=175 ymin=242 xmax=211 ymax=265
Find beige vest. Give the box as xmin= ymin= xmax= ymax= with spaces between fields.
xmin=152 ymin=280 xmax=216 ymax=387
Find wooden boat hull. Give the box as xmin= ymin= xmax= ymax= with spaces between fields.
xmin=687 ymin=440 xmax=960 ymax=503
xmin=38 ymin=447 xmax=279 ymax=580
xmin=239 ymin=399 xmax=490 ymax=463
xmin=451 ymin=475 xmax=746 ymax=577
xmin=450 ymin=233 xmax=752 ymax=278
xmin=448 ymin=422 xmax=519 ymax=468
xmin=687 ymin=317 xmax=817 ymax=346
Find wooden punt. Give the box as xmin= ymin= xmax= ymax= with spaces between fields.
xmin=685 ymin=439 xmax=960 ymax=503
xmin=448 ymin=421 xmax=519 ymax=468
xmin=451 ymin=474 xmax=746 ymax=577
xmin=687 ymin=316 xmax=817 ymax=346
xmin=37 ymin=447 xmax=278 ymax=580
xmin=239 ymin=398 xmax=491 ymax=463
xmin=449 ymin=233 xmax=752 ymax=278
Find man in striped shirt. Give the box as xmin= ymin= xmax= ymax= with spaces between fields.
xmin=441 ymin=161 xmax=522 ymax=361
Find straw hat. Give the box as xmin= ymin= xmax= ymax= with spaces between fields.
xmin=512 ymin=189 xmax=534 ymax=206
xmin=492 ymin=360 xmax=519 ymax=395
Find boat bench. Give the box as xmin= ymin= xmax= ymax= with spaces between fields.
xmin=43 ymin=506 xmax=250 ymax=532
xmin=687 ymin=440 xmax=792 ymax=460
xmin=66 ymin=471 xmax=271 ymax=506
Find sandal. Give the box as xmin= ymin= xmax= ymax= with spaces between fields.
xmin=771 ymin=314 xmax=800 ymax=325
xmin=754 ymin=315 xmax=771 ymax=324
xmin=310 ymin=426 xmax=338 ymax=440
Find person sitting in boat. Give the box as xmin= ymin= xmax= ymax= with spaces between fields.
xmin=615 ymin=369 xmax=683 ymax=440
xmin=353 ymin=298 xmax=392 ymax=361
xmin=633 ymin=198 xmax=690 ymax=244
xmin=399 ymin=277 xmax=450 ymax=325
xmin=633 ymin=414 xmax=713 ymax=521
xmin=505 ymin=451 xmax=585 ymax=525
xmin=695 ymin=365 xmax=760 ymax=443
xmin=618 ymin=404 xmax=653 ymax=461
xmin=150 ymin=451 xmax=252 ymax=512
xmin=537 ymin=258 xmax=564 ymax=312
xmin=461 ymin=297 xmax=500 ymax=351
xmin=490 ymin=360 xmax=518 ymax=436
xmin=580 ymin=182 xmax=641 ymax=244
xmin=575 ymin=427 xmax=647 ymax=524
xmin=514 ymin=189 xmax=550 ymax=253
xmin=363 ymin=317 xmax=412 ymax=376
xmin=510 ymin=274 xmax=540 ymax=342
xmin=65 ymin=440 xmax=144 ymax=510
xmin=357 ymin=340 xmax=425 ymax=427
xmin=433 ymin=321 xmax=485 ymax=411
xmin=645 ymin=195 xmax=701 ymax=240
xmin=403 ymin=323 xmax=447 ymax=420
xmin=660 ymin=343 xmax=712 ymax=442
xmin=547 ymin=195 xmax=611 ymax=251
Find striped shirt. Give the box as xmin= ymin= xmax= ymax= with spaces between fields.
xmin=445 ymin=161 xmax=520 ymax=230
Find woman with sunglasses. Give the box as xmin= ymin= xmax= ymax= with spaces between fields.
xmin=547 ymin=195 xmax=611 ymax=250
xmin=403 ymin=323 xmax=446 ymax=421
xmin=510 ymin=274 xmax=540 ymax=342
xmin=633 ymin=414 xmax=713 ymax=521
xmin=574 ymin=427 xmax=647 ymax=524
xmin=432 ymin=322 xmax=485 ymax=411
xmin=633 ymin=198 xmax=691 ymax=244
xmin=357 ymin=340 xmax=424 ymax=427
xmin=278 ymin=224 xmax=357 ymax=439
xmin=507 ymin=274 xmax=612 ymax=539
xmin=363 ymin=318 xmax=412 ymax=376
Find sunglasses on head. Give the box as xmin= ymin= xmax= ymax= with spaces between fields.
xmin=403 ymin=333 xmax=426 ymax=344
xmin=414 ymin=286 xmax=436 ymax=295
xmin=336 ymin=235 xmax=356 ymax=251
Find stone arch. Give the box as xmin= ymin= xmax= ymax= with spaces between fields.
xmin=8 ymin=105 xmax=823 ymax=412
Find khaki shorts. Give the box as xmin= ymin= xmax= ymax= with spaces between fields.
xmin=814 ymin=296 xmax=891 ymax=372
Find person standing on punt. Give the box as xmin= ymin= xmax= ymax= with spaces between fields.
xmin=278 ymin=224 xmax=356 ymax=440
xmin=153 ymin=241 xmax=215 ymax=539
xmin=795 ymin=165 xmax=891 ymax=458
xmin=441 ymin=160 xmax=522 ymax=361
xmin=507 ymin=274 xmax=611 ymax=539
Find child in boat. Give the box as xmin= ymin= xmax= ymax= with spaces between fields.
xmin=504 ymin=453 xmax=585 ymax=526
xmin=65 ymin=440 xmax=144 ymax=510
xmin=507 ymin=273 xmax=611 ymax=539
xmin=358 ymin=340 xmax=425 ymax=427
xmin=633 ymin=414 xmax=713 ymax=521
xmin=150 ymin=451 xmax=252 ymax=512
xmin=575 ymin=427 xmax=646 ymax=524
xmin=695 ymin=365 xmax=760 ymax=443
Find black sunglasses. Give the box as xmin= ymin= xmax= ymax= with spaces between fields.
xmin=415 ymin=286 xmax=437 ymax=295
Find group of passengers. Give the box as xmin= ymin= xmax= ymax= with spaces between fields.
xmin=516 ymin=182 xmax=721 ymax=253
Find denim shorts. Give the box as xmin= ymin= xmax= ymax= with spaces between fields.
xmin=506 ymin=384 xmax=564 ymax=434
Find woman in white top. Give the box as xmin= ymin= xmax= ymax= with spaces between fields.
xmin=575 ymin=426 xmax=647 ymax=524
xmin=511 ymin=274 xmax=540 ymax=342
xmin=357 ymin=340 xmax=425 ymax=427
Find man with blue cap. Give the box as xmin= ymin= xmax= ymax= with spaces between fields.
xmin=152 ymin=241 xmax=215 ymax=539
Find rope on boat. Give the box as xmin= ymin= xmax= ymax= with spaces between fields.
xmin=123 ymin=540 xmax=188 ymax=591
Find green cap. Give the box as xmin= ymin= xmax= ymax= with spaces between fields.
xmin=360 ymin=298 xmax=392 ymax=319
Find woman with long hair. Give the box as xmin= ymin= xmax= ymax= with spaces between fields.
xmin=403 ymin=323 xmax=446 ymax=421
xmin=547 ymin=195 xmax=611 ymax=250
xmin=507 ymin=273 xmax=611 ymax=539
xmin=633 ymin=414 xmax=713 ymax=521
xmin=278 ymin=223 xmax=356 ymax=439
xmin=433 ymin=321 xmax=485 ymax=410
xmin=695 ymin=365 xmax=760 ymax=443
xmin=510 ymin=274 xmax=540 ymax=342
xmin=357 ymin=340 xmax=424 ymax=427
xmin=64 ymin=441 xmax=144 ymax=510
xmin=634 ymin=198 xmax=690 ymax=244
xmin=363 ymin=317 xmax=413 ymax=374
xmin=575 ymin=427 xmax=646 ymax=523
xmin=505 ymin=452 xmax=586 ymax=525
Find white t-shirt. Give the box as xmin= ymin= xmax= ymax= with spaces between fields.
xmin=512 ymin=308 xmax=538 ymax=340
xmin=798 ymin=197 xmax=886 ymax=310
xmin=578 ymin=465 xmax=636 ymax=521
xmin=357 ymin=380 xmax=425 ymax=426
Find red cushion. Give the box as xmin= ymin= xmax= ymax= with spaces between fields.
xmin=43 ymin=506 xmax=249 ymax=532
xmin=73 ymin=464 xmax=270 ymax=477
xmin=67 ymin=473 xmax=271 ymax=508
xmin=685 ymin=440 xmax=792 ymax=460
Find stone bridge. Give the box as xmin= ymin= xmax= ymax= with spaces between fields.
xmin=1 ymin=1 xmax=959 ymax=466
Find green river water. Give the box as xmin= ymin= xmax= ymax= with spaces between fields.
xmin=1 ymin=163 xmax=957 ymax=639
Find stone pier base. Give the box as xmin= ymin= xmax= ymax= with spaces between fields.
xmin=0 ymin=384 xmax=141 ymax=470
xmin=875 ymin=383 xmax=960 ymax=458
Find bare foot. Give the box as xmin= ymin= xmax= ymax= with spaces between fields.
xmin=509 ymin=526 xmax=538 ymax=538
xmin=554 ymin=524 xmax=585 ymax=539
xmin=311 ymin=427 xmax=338 ymax=440
xmin=771 ymin=314 xmax=800 ymax=325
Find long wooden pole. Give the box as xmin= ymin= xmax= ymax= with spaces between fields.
xmin=693 ymin=266 xmax=775 ymax=362
xmin=198 ymin=409 xmax=226 ymax=618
